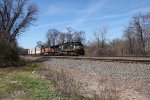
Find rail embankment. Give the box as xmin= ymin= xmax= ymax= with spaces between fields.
xmin=42 ymin=58 xmax=150 ymax=100
xmin=20 ymin=56 xmax=150 ymax=99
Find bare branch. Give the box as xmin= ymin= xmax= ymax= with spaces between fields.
xmin=0 ymin=0 xmax=38 ymax=45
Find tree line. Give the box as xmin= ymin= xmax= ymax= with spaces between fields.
xmin=40 ymin=12 xmax=150 ymax=57
xmin=37 ymin=27 xmax=85 ymax=47
xmin=0 ymin=0 xmax=150 ymax=66
xmin=86 ymin=12 xmax=150 ymax=56
xmin=123 ymin=12 xmax=150 ymax=56
xmin=37 ymin=13 xmax=150 ymax=56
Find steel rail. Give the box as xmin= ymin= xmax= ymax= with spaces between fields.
xmin=33 ymin=56 xmax=150 ymax=64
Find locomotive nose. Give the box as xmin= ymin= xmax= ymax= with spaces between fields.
xmin=74 ymin=45 xmax=85 ymax=55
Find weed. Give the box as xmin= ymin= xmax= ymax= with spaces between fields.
xmin=45 ymin=68 xmax=92 ymax=100
xmin=0 ymin=72 xmax=5 ymax=78
xmin=26 ymin=63 xmax=44 ymax=71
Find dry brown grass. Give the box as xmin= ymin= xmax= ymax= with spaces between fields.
xmin=42 ymin=67 xmax=91 ymax=100
xmin=41 ymin=65 xmax=120 ymax=100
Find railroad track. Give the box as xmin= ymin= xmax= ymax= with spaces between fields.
xmin=32 ymin=56 xmax=150 ymax=64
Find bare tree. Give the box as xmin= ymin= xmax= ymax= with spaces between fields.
xmin=92 ymin=26 xmax=108 ymax=56
xmin=0 ymin=0 xmax=38 ymax=46
xmin=46 ymin=29 xmax=59 ymax=46
xmin=45 ymin=27 xmax=86 ymax=47
xmin=124 ymin=26 xmax=135 ymax=55
xmin=93 ymin=28 xmax=100 ymax=48
xmin=124 ymin=12 xmax=150 ymax=55
xmin=0 ymin=0 xmax=38 ymax=66
xmin=109 ymin=39 xmax=125 ymax=56
xmin=73 ymin=31 xmax=85 ymax=43
xmin=66 ymin=27 xmax=73 ymax=42
xmin=36 ymin=41 xmax=43 ymax=47
xmin=58 ymin=32 xmax=66 ymax=44
xmin=100 ymin=26 xmax=107 ymax=49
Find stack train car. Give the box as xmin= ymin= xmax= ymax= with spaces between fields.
xmin=28 ymin=41 xmax=85 ymax=56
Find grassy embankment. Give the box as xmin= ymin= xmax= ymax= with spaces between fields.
xmin=0 ymin=63 xmax=79 ymax=100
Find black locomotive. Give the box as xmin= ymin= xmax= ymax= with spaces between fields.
xmin=41 ymin=42 xmax=85 ymax=56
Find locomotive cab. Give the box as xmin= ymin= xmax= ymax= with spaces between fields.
xmin=72 ymin=42 xmax=85 ymax=55
xmin=58 ymin=42 xmax=85 ymax=56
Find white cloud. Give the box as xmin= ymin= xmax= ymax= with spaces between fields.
xmin=41 ymin=3 xmax=79 ymax=16
xmin=69 ymin=6 xmax=150 ymax=29
xmin=32 ymin=21 xmax=72 ymax=30
xmin=69 ymin=0 xmax=150 ymax=28
xmin=117 ymin=0 xmax=150 ymax=14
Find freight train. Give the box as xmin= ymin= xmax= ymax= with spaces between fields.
xmin=28 ymin=41 xmax=85 ymax=56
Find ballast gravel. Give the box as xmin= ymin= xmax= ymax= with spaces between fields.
xmin=44 ymin=58 xmax=150 ymax=84
xmin=22 ymin=56 xmax=150 ymax=99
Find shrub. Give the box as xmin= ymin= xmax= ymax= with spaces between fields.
xmin=0 ymin=39 xmax=19 ymax=66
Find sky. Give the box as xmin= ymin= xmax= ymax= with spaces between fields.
xmin=18 ymin=0 xmax=150 ymax=49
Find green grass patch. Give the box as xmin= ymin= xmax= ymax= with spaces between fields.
xmin=0 ymin=63 xmax=88 ymax=100
xmin=0 ymin=63 xmax=56 ymax=100
xmin=4 ymin=72 xmax=56 ymax=100
xmin=0 ymin=63 xmax=80 ymax=100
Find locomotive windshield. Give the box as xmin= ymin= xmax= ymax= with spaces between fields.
xmin=72 ymin=42 xmax=83 ymax=46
